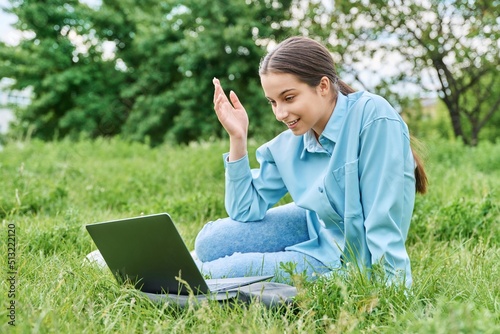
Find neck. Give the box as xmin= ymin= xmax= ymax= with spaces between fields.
xmin=313 ymin=92 xmax=337 ymax=137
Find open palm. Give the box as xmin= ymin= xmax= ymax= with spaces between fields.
xmin=213 ymin=78 xmax=249 ymax=139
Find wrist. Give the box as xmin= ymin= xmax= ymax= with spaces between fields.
xmin=228 ymin=136 xmax=247 ymax=162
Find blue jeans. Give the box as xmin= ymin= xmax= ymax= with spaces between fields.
xmin=194 ymin=203 xmax=330 ymax=281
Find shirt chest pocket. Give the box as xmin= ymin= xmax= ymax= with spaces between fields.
xmin=327 ymin=159 xmax=363 ymax=219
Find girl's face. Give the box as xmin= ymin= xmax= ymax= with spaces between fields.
xmin=260 ymin=72 xmax=336 ymax=137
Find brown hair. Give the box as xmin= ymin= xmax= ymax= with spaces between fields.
xmin=410 ymin=137 xmax=428 ymax=194
xmin=259 ymin=36 xmax=427 ymax=194
xmin=259 ymin=36 xmax=355 ymax=96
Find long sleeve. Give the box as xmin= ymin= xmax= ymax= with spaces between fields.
xmin=357 ymin=100 xmax=415 ymax=284
xmin=223 ymin=146 xmax=288 ymax=222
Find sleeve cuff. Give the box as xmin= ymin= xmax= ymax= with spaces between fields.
xmin=222 ymin=153 xmax=251 ymax=180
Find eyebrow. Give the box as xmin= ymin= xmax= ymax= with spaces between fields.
xmin=265 ymin=88 xmax=296 ymax=100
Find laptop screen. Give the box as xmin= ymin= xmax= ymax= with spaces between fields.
xmin=86 ymin=213 xmax=210 ymax=295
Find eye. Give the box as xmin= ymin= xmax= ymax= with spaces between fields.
xmin=285 ymin=95 xmax=294 ymax=102
xmin=267 ymin=100 xmax=277 ymax=107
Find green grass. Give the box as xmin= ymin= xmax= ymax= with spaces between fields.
xmin=0 ymin=136 xmax=499 ymax=333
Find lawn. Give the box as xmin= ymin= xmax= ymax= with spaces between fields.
xmin=1 ymin=136 xmax=499 ymax=333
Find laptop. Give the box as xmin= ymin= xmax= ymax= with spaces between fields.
xmin=86 ymin=213 xmax=273 ymax=297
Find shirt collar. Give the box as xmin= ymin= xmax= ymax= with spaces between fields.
xmin=300 ymin=93 xmax=349 ymax=158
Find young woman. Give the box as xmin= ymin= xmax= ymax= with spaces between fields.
xmin=194 ymin=36 xmax=427 ymax=286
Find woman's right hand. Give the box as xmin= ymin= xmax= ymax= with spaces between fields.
xmin=213 ymin=78 xmax=249 ymax=141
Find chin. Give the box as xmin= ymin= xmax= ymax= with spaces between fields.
xmin=290 ymin=128 xmax=308 ymax=136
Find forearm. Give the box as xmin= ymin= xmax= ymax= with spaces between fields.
xmin=223 ymin=144 xmax=287 ymax=221
xmin=223 ymin=153 xmax=268 ymax=221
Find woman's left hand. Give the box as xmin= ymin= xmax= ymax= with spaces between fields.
xmin=213 ymin=78 xmax=249 ymax=140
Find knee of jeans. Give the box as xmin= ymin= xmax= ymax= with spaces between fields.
xmin=194 ymin=220 xmax=222 ymax=260
xmin=194 ymin=223 xmax=209 ymax=251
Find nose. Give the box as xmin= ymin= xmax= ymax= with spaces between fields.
xmin=274 ymin=105 xmax=289 ymax=122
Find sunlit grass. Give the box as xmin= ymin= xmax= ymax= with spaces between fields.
xmin=0 ymin=137 xmax=499 ymax=333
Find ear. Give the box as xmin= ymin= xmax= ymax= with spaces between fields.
xmin=317 ymin=76 xmax=331 ymax=96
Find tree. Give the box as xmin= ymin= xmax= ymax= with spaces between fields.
xmin=94 ymin=0 xmax=294 ymax=145
xmin=0 ymin=0 xmax=129 ymax=140
xmin=0 ymin=0 xmax=295 ymax=145
xmin=300 ymin=0 xmax=500 ymax=146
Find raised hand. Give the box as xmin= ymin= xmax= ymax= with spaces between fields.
xmin=213 ymin=78 xmax=249 ymax=141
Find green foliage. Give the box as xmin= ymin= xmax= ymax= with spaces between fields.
xmin=0 ymin=137 xmax=499 ymax=333
xmin=0 ymin=0 xmax=292 ymax=145
xmin=291 ymin=266 xmax=412 ymax=333
xmin=2 ymin=1 xmax=499 ymax=147
xmin=0 ymin=138 xmax=229 ymax=231
xmin=301 ymin=0 xmax=500 ymax=146
xmin=408 ymin=138 xmax=500 ymax=249
xmin=432 ymin=194 xmax=498 ymax=243
xmin=0 ymin=0 xmax=129 ymax=140
xmin=114 ymin=0 xmax=293 ymax=145
xmin=403 ymin=98 xmax=456 ymax=141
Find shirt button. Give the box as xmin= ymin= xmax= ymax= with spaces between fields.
xmin=318 ymin=187 xmax=324 ymax=193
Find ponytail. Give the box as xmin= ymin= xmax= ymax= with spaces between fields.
xmin=410 ymin=137 xmax=428 ymax=194
xmin=338 ymin=79 xmax=356 ymax=96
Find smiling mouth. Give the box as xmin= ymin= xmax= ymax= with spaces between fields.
xmin=284 ymin=119 xmax=299 ymax=126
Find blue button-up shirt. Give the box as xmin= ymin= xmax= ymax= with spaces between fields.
xmin=223 ymin=91 xmax=416 ymax=285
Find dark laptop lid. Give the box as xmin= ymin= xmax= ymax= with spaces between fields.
xmin=86 ymin=213 xmax=210 ymax=295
